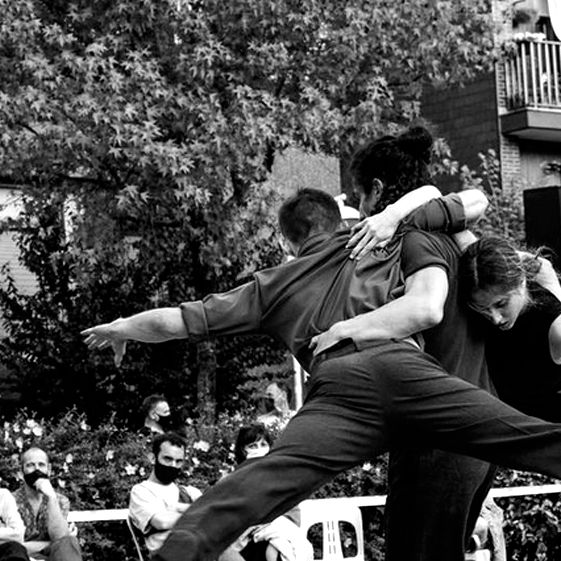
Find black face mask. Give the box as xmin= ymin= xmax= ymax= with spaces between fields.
xmin=264 ymin=397 xmax=276 ymax=411
xmin=158 ymin=413 xmax=179 ymax=431
xmin=23 ymin=470 xmax=49 ymax=488
xmin=154 ymin=461 xmax=181 ymax=485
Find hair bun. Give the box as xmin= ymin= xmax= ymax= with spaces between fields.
xmin=397 ymin=126 xmax=433 ymax=162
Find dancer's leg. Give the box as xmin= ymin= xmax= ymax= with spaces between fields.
xmin=386 ymin=449 xmax=495 ymax=561
xmin=154 ymin=349 xmax=389 ymax=561
xmin=373 ymin=342 xmax=561 ymax=476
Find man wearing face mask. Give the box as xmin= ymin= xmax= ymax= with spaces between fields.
xmin=129 ymin=433 xmax=202 ymax=556
xmin=142 ymin=395 xmax=184 ymax=438
xmin=12 ymin=447 xmax=82 ymax=561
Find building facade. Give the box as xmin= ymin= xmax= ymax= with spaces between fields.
xmin=422 ymin=0 xmax=561 ymax=192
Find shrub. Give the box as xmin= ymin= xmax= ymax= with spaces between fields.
xmin=3 ymin=409 xmax=559 ymax=560
xmin=461 ymin=149 xmax=526 ymax=246
xmin=0 ymin=409 xmax=390 ymax=559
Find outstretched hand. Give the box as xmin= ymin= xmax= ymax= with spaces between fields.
xmin=346 ymin=208 xmax=399 ymax=260
xmin=81 ymin=323 xmax=127 ymax=367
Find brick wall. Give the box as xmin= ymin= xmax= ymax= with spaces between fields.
xmin=500 ymin=135 xmax=522 ymax=187
xmin=421 ymin=73 xmax=500 ymax=184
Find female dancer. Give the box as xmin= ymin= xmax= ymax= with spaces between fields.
xmin=340 ymin=123 xmax=496 ymax=561
xmin=461 ymin=236 xmax=561 ymax=421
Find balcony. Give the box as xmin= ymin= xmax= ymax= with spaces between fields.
xmin=501 ymin=38 xmax=561 ymax=141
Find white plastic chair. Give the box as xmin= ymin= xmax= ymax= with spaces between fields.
xmin=465 ymin=550 xmax=491 ymax=561
xmin=299 ymin=501 xmax=365 ymax=561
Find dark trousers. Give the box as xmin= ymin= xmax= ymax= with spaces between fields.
xmin=385 ymin=449 xmax=496 ymax=561
xmin=154 ymin=341 xmax=561 ymax=561
xmin=0 ymin=541 xmax=29 ymax=561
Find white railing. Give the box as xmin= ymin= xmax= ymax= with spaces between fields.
xmin=503 ymin=39 xmax=561 ymax=110
xmin=67 ymin=484 xmax=561 ymax=523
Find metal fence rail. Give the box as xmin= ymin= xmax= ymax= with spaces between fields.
xmin=504 ymin=39 xmax=561 ymax=110
xmin=68 ymin=484 xmax=561 ymax=523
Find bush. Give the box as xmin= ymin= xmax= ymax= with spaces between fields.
xmin=0 ymin=410 xmax=389 ymax=559
xmin=493 ymin=468 xmax=561 ymax=561
xmin=3 ymin=409 xmax=559 ymax=560
xmin=461 ymin=149 xmax=526 ymax=246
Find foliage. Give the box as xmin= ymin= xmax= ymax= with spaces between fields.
xmin=543 ymin=160 xmax=561 ymax=182
xmin=0 ymin=409 xmax=390 ymax=560
xmin=1 ymin=410 xmax=559 ymax=561
xmin=494 ymin=468 xmax=561 ymax=561
xmin=0 ymin=0 xmax=498 ymax=419
xmin=0 ymin=411 xmax=147 ymax=560
xmin=0 ymin=409 xmax=273 ymax=559
xmin=461 ymin=149 xmax=526 ymax=246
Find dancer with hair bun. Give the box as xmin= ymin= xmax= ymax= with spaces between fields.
xmin=331 ymin=124 xmax=498 ymax=561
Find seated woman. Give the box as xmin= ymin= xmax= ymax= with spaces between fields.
xmin=220 ymin=424 xmax=313 ymax=561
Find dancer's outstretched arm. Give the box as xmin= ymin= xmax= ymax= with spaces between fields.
xmin=81 ymin=308 xmax=187 ymax=366
xmin=82 ymin=280 xmax=263 ymax=366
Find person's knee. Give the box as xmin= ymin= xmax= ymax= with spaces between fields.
xmin=48 ymin=535 xmax=82 ymax=561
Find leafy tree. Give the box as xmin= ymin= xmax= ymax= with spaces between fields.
xmin=461 ymin=150 xmax=526 ymax=245
xmin=0 ymin=0 xmax=499 ymax=421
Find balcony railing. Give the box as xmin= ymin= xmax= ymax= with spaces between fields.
xmin=503 ymin=39 xmax=561 ymax=110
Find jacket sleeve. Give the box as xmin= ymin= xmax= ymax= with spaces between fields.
xmin=179 ymin=281 xmax=263 ymax=340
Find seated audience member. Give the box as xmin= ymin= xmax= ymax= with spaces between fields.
xmin=256 ymin=382 xmax=294 ymax=429
xmin=141 ymin=395 xmax=183 ymax=437
xmin=0 ymin=487 xmax=29 ymax=561
xmin=129 ymin=433 xmax=202 ymax=557
xmin=221 ymin=425 xmax=312 ymax=561
xmin=466 ymin=496 xmax=506 ymax=561
xmin=13 ymin=447 xmax=82 ymax=561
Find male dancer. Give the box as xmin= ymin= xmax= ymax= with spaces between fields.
xmin=82 ymin=188 xmax=561 ymax=561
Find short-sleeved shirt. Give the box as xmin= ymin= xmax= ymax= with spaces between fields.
xmin=180 ymin=195 xmax=467 ymax=372
xmin=12 ymin=486 xmax=70 ymax=541
xmin=129 ymin=480 xmax=201 ymax=553
xmin=0 ymin=488 xmax=25 ymax=542
xmin=486 ymin=283 xmax=561 ymax=419
xmin=400 ymin=230 xmax=490 ymax=389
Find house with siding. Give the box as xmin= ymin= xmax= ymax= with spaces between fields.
xmin=0 ymin=186 xmax=38 ymax=299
